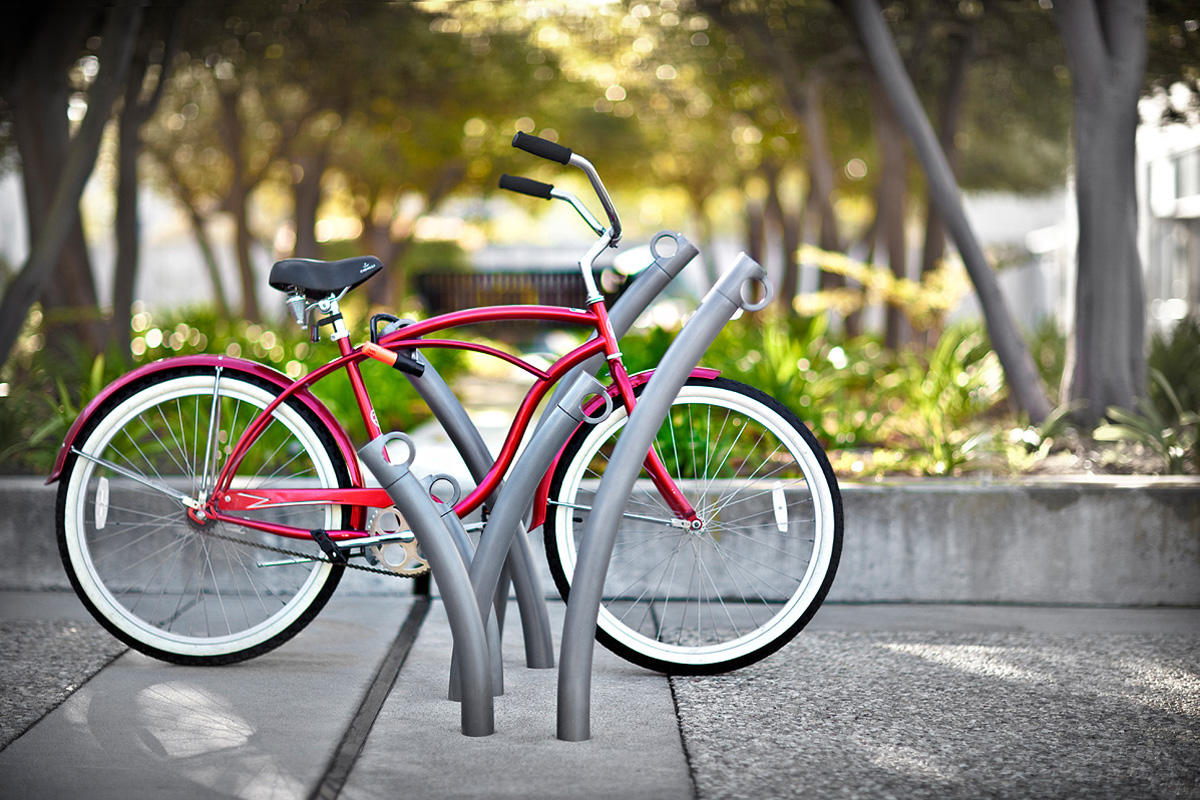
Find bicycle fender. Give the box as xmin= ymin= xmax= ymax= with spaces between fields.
xmin=46 ymin=355 xmax=363 ymax=491
xmin=529 ymin=366 xmax=720 ymax=530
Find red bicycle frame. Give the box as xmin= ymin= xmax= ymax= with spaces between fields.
xmin=202 ymin=299 xmax=695 ymax=543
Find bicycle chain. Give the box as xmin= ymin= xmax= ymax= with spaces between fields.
xmin=193 ymin=522 xmax=425 ymax=579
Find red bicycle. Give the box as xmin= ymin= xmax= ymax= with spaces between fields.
xmin=50 ymin=133 xmax=842 ymax=674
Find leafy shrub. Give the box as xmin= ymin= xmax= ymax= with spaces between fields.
xmin=879 ymin=321 xmax=1007 ymax=475
xmin=619 ymin=312 xmax=895 ymax=453
xmin=0 ymin=303 xmax=468 ymax=474
xmin=1148 ymin=315 xmax=1200 ymax=421
xmin=1027 ymin=316 xmax=1067 ymax=401
xmin=1095 ymin=368 xmax=1199 ymax=474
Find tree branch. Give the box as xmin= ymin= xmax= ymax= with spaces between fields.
xmin=0 ymin=4 xmax=144 ymax=368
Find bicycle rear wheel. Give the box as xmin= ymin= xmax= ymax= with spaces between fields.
xmin=545 ymin=376 xmax=842 ymax=674
xmin=57 ymin=366 xmax=350 ymax=665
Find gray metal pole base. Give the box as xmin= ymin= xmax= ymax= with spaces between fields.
xmin=556 ymin=254 xmax=770 ymax=741
xmin=358 ymin=434 xmax=495 ymax=737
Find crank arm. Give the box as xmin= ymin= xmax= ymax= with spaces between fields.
xmin=258 ymin=556 xmax=323 ymax=568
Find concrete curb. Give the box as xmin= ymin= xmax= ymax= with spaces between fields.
xmin=4 ymin=476 xmax=1197 ymax=605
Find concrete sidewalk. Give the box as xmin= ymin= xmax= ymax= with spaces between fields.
xmin=0 ymin=587 xmax=1197 ymax=799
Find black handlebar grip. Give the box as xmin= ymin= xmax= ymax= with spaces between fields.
xmin=512 ymin=131 xmax=573 ymax=165
xmin=499 ymin=174 xmax=554 ymax=200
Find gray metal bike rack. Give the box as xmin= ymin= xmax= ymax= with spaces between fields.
xmin=462 ymin=370 xmax=607 ymax=676
xmin=456 ymin=233 xmax=700 ymax=686
xmin=424 ymin=474 xmax=505 ymax=699
xmin=406 ymin=361 xmax=555 ymax=672
xmin=557 ymin=253 xmax=771 ymax=742
xmin=403 ymin=232 xmax=698 ymax=683
xmin=357 ymin=433 xmax=495 ymax=737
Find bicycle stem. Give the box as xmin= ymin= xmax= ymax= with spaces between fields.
xmin=577 ymin=229 xmax=613 ymax=305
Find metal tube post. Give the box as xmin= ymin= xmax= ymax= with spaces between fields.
xmin=407 ymin=232 xmax=698 ymax=672
xmin=358 ymin=434 xmax=495 ymax=737
xmin=465 ymin=374 xmax=602 ymax=655
xmin=557 ymin=254 xmax=770 ymax=741
xmin=407 ymin=360 xmax=556 ymax=670
xmin=436 ymin=496 xmax=505 ymax=699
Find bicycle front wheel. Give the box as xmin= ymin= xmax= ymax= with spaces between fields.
xmin=57 ymin=366 xmax=351 ymax=665
xmin=545 ymin=376 xmax=842 ymax=674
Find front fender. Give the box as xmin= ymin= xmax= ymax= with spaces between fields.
xmin=529 ymin=366 xmax=720 ymax=530
xmin=47 ymin=355 xmax=363 ymax=491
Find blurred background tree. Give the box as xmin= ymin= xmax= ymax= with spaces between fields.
xmin=1 ymin=0 xmax=1198 ymax=473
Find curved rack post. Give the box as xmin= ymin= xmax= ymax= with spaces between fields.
xmin=407 ymin=231 xmax=699 ymax=673
xmin=463 ymin=373 xmax=604 ymax=664
xmin=406 ymin=360 xmax=555 ymax=672
xmin=556 ymin=253 xmax=770 ymax=742
xmin=358 ymin=434 xmax=495 ymax=737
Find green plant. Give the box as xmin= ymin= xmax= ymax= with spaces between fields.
xmin=1027 ymin=316 xmax=1067 ymax=401
xmin=1148 ymin=315 xmax=1200 ymax=422
xmin=883 ymin=321 xmax=1007 ymax=475
xmin=0 ymin=302 xmax=470 ymax=475
xmin=1094 ymin=368 xmax=1199 ymax=474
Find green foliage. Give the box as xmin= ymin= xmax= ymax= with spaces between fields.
xmin=622 ymin=315 xmax=1012 ymax=477
xmin=1085 ymin=316 xmax=1200 ymax=474
xmin=0 ymin=305 xmax=468 ymax=474
xmin=621 ymin=312 xmax=893 ymax=450
xmin=1095 ymin=369 xmax=1200 ymax=474
xmin=400 ymin=240 xmax=472 ymax=277
xmin=0 ymin=316 xmax=130 ymax=474
xmin=1147 ymin=315 xmax=1200 ymax=422
xmin=883 ymin=322 xmax=1007 ymax=475
xmin=1092 ymin=317 xmax=1200 ymax=474
xmin=1027 ymin=316 xmax=1067 ymax=401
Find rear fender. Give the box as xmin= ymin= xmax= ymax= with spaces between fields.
xmin=529 ymin=367 xmax=720 ymax=529
xmin=46 ymin=355 xmax=364 ymax=492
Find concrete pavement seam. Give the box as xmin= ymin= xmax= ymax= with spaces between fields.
xmin=308 ymin=596 xmax=431 ymax=800
xmin=668 ymin=676 xmax=701 ymax=800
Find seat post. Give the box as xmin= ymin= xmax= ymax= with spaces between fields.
xmin=316 ymin=296 xmax=350 ymax=343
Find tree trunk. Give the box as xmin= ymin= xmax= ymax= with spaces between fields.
xmin=218 ymin=89 xmax=261 ymax=322
xmin=745 ymin=193 xmax=767 ymax=268
xmin=292 ymin=146 xmax=329 ymax=260
xmin=918 ymin=19 xmax=975 ymax=348
xmin=872 ymin=81 xmax=909 ymax=349
xmin=110 ymin=11 xmax=176 ymax=360
xmin=778 ymin=194 xmax=803 ymax=313
xmin=920 ymin=20 xmax=974 ymax=280
xmin=363 ymin=214 xmax=393 ymax=308
xmin=800 ymin=74 xmax=846 ymax=295
xmin=0 ymin=6 xmax=142 ymax=369
xmin=762 ymin=161 xmax=800 ymax=312
xmin=1053 ymin=0 xmax=1147 ymax=424
xmin=688 ymin=193 xmax=718 ymax=287
xmin=845 ymin=0 xmax=1051 ymax=423
xmin=186 ymin=206 xmax=233 ymax=319
xmin=153 ymin=151 xmax=233 ymax=318
xmin=112 ymin=91 xmax=140 ymax=356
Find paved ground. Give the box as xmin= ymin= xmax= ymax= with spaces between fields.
xmin=0 ymin=588 xmax=1197 ymax=799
